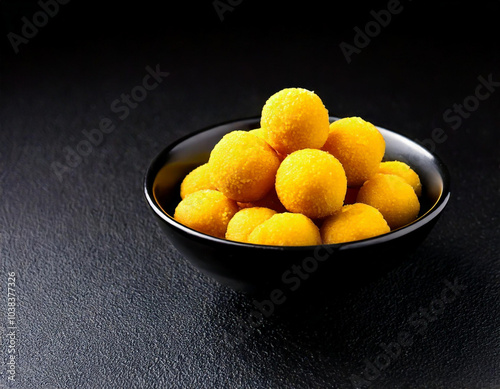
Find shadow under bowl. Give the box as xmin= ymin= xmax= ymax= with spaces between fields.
xmin=144 ymin=117 xmax=451 ymax=295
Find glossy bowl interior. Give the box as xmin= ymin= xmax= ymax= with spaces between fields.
xmin=144 ymin=117 xmax=450 ymax=295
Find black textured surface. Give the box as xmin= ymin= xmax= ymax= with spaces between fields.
xmin=1 ymin=1 xmax=499 ymax=388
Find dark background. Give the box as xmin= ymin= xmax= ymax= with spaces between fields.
xmin=1 ymin=1 xmax=499 ymax=388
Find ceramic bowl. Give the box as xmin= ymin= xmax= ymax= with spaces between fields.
xmin=144 ymin=117 xmax=451 ymax=295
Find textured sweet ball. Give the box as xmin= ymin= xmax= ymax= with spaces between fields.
xmin=248 ymin=128 xmax=266 ymax=140
xmin=180 ymin=163 xmax=216 ymax=200
xmin=225 ymin=207 xmax=277 ymax=243
xmin=275 ymin=149 xmax=347 ymax=219
xmin=322 ymin=117 xmax=385 ymax=187
xmin=378 ymin=160 xmax=422 ymax=196
xmin=261 ymin=88 xmax=330 ymax=155
xmin=357 ymin=174 xmax=420 ymax=229
xmin=248 ymin=213 xmax=322 ymax=246
xmin=321 ymin=203 xmax=390 ymax=244
xmin=208 ymin=131 xmax=281 ymax=202
xmin=174 ymin=189 xmax=239 ymax=238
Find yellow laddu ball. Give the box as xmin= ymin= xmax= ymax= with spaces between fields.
xmin=180 ymin=163 xmax=216 ymax=200
xmin=208 ymin=130 xmax=281 ymax=202
xmin=321 ymin=203 xmax=390 ymax=244
xmin=225 ymin=207 xmax=277 ymax=243
xmin=357 ymin=174 xmax=420 ymax=230
xmin=378 ymin=160 xmax=422 ymax=196
xmin=174 ymin=189 xmax=239 ymax=239
xmin=275 ymin=149 xmax=347 ymax=219
xmin=261 ymin=88 xmax=330 ymax=155
xmin=248 ymin=212 xmax=322 ymax=246
xmin=322 ymin=117 xmax=385 ymax=187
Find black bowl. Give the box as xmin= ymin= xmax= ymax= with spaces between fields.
xmin=144 ymin=117 xmax=450 ymax=295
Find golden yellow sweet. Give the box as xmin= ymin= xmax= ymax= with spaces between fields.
xmin=174 ymin=189 xmax=239 ymax=238
xmin=208 ymin=131 xmax=281 ymax=202
xmin=321 ymin=203 xmax=390 ymax=244
xmin=322 ymin=117 xmax=385 ymax=187
xmin=225 ymin=207 xmax=277 ymax=243
xmin=248 ymin=128 xmax=266 ymax=140
xmin=179 ymin=163 xmax=216 ymax=200
xmin=275 ymin=149 xmax=347 ymax=219
xmin=248 ymin=213 xmax=322 ymax=246
xmin=378 ymin=160 xmax=422 ymax=196
xmin=261 ymin=88 xmax=330 ymax=155
xmin=357 ymin=174 xmax=420 ymax=229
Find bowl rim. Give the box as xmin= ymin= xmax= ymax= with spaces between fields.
xmin=144 ymin=116 xmax=451 ymax=251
